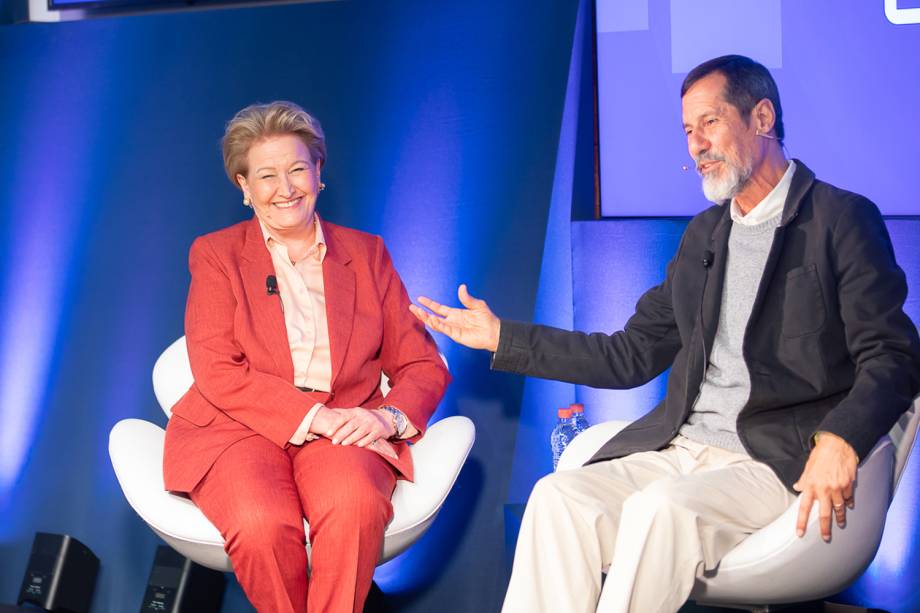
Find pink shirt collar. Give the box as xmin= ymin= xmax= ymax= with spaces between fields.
xmin=257 ymin=213 xmax=327 ymax=263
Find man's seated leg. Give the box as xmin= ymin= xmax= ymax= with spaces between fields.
xmin=502 ymin=446 xmax=692 ymax=613
xmin=599 ymin=436 xmax=796 ymax=613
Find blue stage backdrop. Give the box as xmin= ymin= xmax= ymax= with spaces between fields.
xmin=0 ymin=1 xmax=578 ymax=611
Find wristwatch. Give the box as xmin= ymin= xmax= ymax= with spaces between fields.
xmin=378 ymin=405 xmax=408 ymax=439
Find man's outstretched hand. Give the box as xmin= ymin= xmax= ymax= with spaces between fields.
xmin=793 ymin=431 xmax=858 ymax=542
xmin=410 ymin=284 xmax=501 ymax=352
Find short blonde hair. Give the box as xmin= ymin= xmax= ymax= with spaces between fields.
xmin=221 ymin=101 xmax=327 ymax=188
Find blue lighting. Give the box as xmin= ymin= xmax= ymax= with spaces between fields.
xmin=505 ymin=0 xmax=587 ymax=503
xmin=0 ymin=29 xmax=105 ymax=511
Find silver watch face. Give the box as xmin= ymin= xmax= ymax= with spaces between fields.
xmin=395 ymin=411 xmax=407 ymax=436
xmin=382 ymin=406 xmax=406 ymax=437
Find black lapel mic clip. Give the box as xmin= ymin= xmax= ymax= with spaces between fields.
xmin=266 ymin=275 xmax=279 ymax=296
xmin=702 ymin=251 xmax=714 ymax=268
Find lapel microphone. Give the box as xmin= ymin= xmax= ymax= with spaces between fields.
xmin=702 ymin=251 xmax=714 ymax=268
xmin=266 ymin=275 xmax=279 ymax=296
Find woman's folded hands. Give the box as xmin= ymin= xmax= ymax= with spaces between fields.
xmin=311 ymin=406 xmax=398 ymax=459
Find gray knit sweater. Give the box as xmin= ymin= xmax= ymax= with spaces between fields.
xmin=678 ymin=214 xmax=782 ymax=452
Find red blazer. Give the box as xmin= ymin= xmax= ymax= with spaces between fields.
xmin=163 ymin=216 xmax=450 ymax=493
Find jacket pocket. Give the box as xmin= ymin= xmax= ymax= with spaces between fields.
xmin=781 ymin=264 xmax=826 ymax=338
xmin=170 ymin=392 xmax=219 ymax=427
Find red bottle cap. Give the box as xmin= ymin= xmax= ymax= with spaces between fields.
xmin=557 ymin=408 xmax=573 ymax=418
xmin=571 ymin=403 xmax=585 ymax=413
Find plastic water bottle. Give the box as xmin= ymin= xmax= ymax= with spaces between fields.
xmin=551 ymin=407 xmax=577 ymax=470
xmin=571 ymin=403 xmax=590 ymax=435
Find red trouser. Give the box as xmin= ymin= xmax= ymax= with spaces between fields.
xmin=190 ymin=435 xmax=397 ymax=613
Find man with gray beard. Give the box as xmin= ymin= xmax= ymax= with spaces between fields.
xmin=411 ymin=55 xmax=920 ymax=612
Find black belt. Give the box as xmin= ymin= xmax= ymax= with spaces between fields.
xmin=296 ymin=386 xmax=329 ymax=394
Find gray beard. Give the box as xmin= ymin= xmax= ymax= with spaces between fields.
xmin=701 ymin=161 xmax=752 ymax=204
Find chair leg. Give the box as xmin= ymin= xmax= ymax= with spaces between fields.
xmin=680 ymin=602 xmax=764 ymax=612
xmin=683 ymin=603 xmax=889 ymax=613
xmin=821 ymin=605 xmax=888 ymax=613
xmin=765 ymin=603 xmax=888 ymax=613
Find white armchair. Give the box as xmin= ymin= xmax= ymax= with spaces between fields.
xmin=109 ymin=337 xmax=474 ymax=572
xmin=556 ymin=396 xmax=920 ymax=611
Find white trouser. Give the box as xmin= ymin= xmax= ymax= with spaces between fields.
xmin=501 ymin=436 xmax=796 ymax=613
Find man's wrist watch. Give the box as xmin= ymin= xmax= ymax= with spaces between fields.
xmin=378 ymin=405 xmax=408 ymax=439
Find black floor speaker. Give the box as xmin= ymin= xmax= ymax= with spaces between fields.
xmin=16 ymin=532 xmax=99 ymax=613
xmin=140 ymin=546 xmax=225 ymax=612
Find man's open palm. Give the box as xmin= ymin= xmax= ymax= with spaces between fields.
xmin=410 ymin=284 xmax=501 ymax=352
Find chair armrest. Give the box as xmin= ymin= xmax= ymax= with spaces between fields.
xmin=388 ymin=416 xmax=475 ymax=533
xmin=108 ymin=419 xmax=223 ymax=545
xmin=692 ymin=437 xmax=894 ymax=605
xmin=891 ymin=395 xmax=920 ymax=492
xmin=152 ymin=337 xmax=193 ymax=419
xmin=556 ymin=421 xmax=631 ymax=472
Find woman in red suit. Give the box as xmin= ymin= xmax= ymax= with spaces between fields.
xmin=161 ymin=101 xmax=450 ymax=613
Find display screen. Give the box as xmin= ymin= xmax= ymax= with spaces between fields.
xmin=596 ymin=0 xmax=920 ymax=216
xmin=48 ymin=0 xmax=298 ymax=9
xmin=50 ymin=0 xmax=174 ymax=7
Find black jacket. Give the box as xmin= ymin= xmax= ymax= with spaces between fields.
xmin=493 ymin=161 xmax=920 ymax=490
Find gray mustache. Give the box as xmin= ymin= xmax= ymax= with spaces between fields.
xmin=694 ymin=153 xmax=726 ymax=175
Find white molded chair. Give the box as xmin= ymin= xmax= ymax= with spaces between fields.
xmin=556 ymin=396 xmax=920 ymax=611
xmin=110 ymin=337 xmax=474 ymax=572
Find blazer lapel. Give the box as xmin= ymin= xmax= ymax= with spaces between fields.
xmin=701 ymin=206 xmax=732 ymax=354
xmin=240 ymin=217 xmax=296 ymax=382
xmin=682 ymin=208 xmax=732 ymax=412
xmin=747 ymin=161 xmax=816 ymax=326
xmin=322 ymin=225 xmax=356 ymax=390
